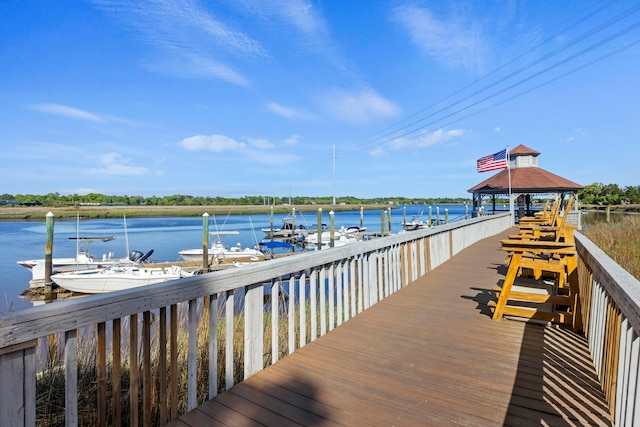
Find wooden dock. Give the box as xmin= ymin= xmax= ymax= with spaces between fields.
xmin=169 ymin=229 xmax=612 ymax=426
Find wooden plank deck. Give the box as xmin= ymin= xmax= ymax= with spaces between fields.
xmin=169 ymin=229 xmax=612 ymax=426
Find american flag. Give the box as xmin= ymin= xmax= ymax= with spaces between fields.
xmin=477 ymin=149 xmax=508 ymax=172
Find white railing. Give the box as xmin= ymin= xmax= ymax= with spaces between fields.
xmin=0 ymin=213 xmax=511 ymax=426
xmin=575 ymin=232 xmax=640 ymax=426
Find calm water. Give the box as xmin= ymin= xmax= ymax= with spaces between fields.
xmin=0 ymin=204 xmax=471 ymax=314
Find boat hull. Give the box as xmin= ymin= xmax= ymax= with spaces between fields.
xmin=51 ymin=266 xmax=186 ymax=294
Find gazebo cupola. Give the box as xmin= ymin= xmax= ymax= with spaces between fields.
xmin=508 ymin=145 xmax=540 ymax=169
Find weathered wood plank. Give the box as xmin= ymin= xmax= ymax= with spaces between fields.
xmin=168 ymin=228 xmax=611 ymax=427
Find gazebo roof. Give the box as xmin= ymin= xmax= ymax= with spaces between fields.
xmin=468 ymin=167 xmax=583 ymax=194
xmin=509 ymin=144 xmax=540 ymax=156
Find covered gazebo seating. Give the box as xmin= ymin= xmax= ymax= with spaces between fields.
xmin=468 ymin=144 xmax=583 ymax=223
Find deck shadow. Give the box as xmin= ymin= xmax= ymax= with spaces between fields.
xmin=503 ymin=322 xmax=611 ymax=426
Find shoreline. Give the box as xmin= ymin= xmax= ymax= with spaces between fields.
xmin=0 ymin=204 xmax=399 ymax=220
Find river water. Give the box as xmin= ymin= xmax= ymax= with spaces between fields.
xmin=0 ymin=204 xmax=474 ymax=314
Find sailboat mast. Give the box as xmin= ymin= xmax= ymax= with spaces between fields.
xmin=332 ymin=144 xmax=336 ymax=206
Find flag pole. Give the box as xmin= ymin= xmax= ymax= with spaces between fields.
xmin=507 ymin=145 xmax=514 ymax=225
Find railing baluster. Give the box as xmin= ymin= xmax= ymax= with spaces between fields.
xmin=299 ymin=272 xmax=307 ymax=348
xmin=336 ymin=262 xmax=343 ymax=327
xmin=310 ymin=268 xmax=318 ymax=341
xmin=130 ymin=313 xmax=139 ymax=427
xmin=225 ymin=290 xmax=234 ymax=390
xmin=349 ymin=258 xmax=356 ymax=318
xmin=328 ymin=263 xmax=335 ymax=332
xmin=64 ymin=329 xmax=78 ymax=427
xmin=244 ymin=283 xmax=264 ymax=378
xmin=188 ymin=299 xmax=197 ymax=410
xmin=288 ymin=276 xmax=295 ymax=354
xmin=158 ymin=307 xmax=167 ymax=424
xmin=112 ymin=319 xmax=122 ymax=427
xmin=271 ymin=281 xmax=279 ymax=363
xmin=170 ymin=304 xmax=178 ymax=420
xmin=320 ymin=266 xmax=327 ymax=336
xmin=209 ymin=294 xmax=218 ymax=399
xmin=142 ymin=311 xmax=152 ymax=426
xmin=97 ymin=322 xmax=106 ymax=427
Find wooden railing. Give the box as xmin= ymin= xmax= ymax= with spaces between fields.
xmin=575 ymin=231 xmax=640 ymax=425
xmin=0 ymin=214 xmax=511 ymax=426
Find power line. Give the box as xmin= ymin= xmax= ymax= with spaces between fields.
xmin=340 ymin=2 xmax=640 ymax=157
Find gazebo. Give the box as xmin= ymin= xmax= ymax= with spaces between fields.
xmin=468 ymin=144 xmax=583 ymax=220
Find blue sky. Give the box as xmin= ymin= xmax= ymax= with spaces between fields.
xmin=1 ymin=0 xmax=639 ymax=199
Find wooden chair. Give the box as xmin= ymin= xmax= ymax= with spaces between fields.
xmin=518 ymin=199 xmax=561 ymax=226
xmin=510 ymin=196 xmax=576 ymax=243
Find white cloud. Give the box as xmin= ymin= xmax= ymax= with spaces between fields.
xmin=88 ymin=152 xmax=151 ymax=176
xmin=369 ymin=147 xmax=389 ymax=158
xmin=92 ymin=0 xmax=263 ymax=85
xmin=266 ymin=102 xmax=312 ymax=120
xmin=178 ymin=132 xmax=302 ymax=166
xmin=391 ymin=4 xmax=487 ymax=73
xmin=494 ymin=126 xmax=501 ymax=132
xmin=29 ymin=103 xmax=105 ymax=122
xmin=320 ymin=88 xmax=401 ymax=124
xmin=390 ymin=128 xmax=464 ymax=150
xmin=247 ymin=138 xmax=275 ymax=149
xmin=179 ymin=134 xmax=247 ymax=152
xmin=283 ymin=134 xmax=301 ymax=145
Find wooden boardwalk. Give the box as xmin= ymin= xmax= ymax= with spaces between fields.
xmin=169 ymin=229 xmax=612 ymax=426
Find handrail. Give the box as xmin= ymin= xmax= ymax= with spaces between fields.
xmin=0 ymin=213 xmax=511 ymax=426
xmin=575 ymin=231 xmax=640 ymax=425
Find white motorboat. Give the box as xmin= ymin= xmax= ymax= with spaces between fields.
xmin=51 ymin=262 xmax=193 ymax=294
xmin=178 ymin=231 xmax=264 ymax=262
xmin=16 ymin=236 xmax=151 ymax=282
xmin=304 ymin=226 xmax=359 ymax=248
xmin=400 ymin=212 xmax=428 ymax=231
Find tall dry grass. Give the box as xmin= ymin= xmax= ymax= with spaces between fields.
xmin=34 ymin=293 xmax=302 ymax=426
xmin=582 ymin=214 xmax=640 ymax=280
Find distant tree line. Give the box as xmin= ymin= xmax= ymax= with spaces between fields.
xmin=0 ymin=192 xmax=472 ymax=208
xmin=578 ymin=183 xmax=640 ymax=205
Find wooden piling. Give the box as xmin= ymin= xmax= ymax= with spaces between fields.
xmin=44 ymin=212 xmax=54 ymax=293
xmin=202 ymin=213 xmax=209 ymax=271
xmin=291 ymin=208 xmax=296 ymax=253
xmin=317 ymin=208 xmax=323 ymax=251
xmin=329 ymin=211 xmax=335 ymax=248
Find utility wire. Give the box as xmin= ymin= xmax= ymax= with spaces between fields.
xmin=341 ymin=0 xmax=620 ymax=153
xmin=340 ymin=2 xmax=640 ymax=156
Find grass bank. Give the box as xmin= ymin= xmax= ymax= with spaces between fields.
xmin=0 ymin=204 xmax=391 ymax=220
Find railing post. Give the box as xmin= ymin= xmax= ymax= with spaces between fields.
xmin=0 ymin=341 xmax=37 ymax=427
xmin=244 ymin=284 xmax=264 ymax=378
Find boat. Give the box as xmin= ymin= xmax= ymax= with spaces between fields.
xmin=401 ymin=211 xmax=429 ymax=231
xmin=261 ymin=217 xmax=309 ymax=240
xmin=304 ymin=226 xmax=359 ymax=248
xmin=51 ymin=262 xmax=193 ymax=294
xmin=16 ymin=236 xmax=151 ymax=282
xmin=178 ymin=231 xmax=264 ymax=262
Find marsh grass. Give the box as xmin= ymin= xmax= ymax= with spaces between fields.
xmin=34 ymin=293 xmax=310 ymax=426
xmin=582 ymin=214 xmax=640 ymax=280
